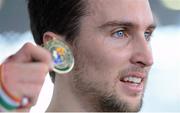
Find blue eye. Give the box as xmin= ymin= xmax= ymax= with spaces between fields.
xmin=112 ymin=30 xmax=126 ymax=39
xmin=144 ymin=32 xmax=152 ymax=41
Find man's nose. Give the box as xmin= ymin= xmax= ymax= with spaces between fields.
xmin=130 ymin=36 xmax=154 ymax=68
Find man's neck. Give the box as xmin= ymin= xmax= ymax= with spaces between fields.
xmin=46 ymin=75 xmax=94 ymax=112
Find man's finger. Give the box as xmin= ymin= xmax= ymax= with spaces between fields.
xmin=3 ymin=62 xmax=49 ymax=85
xmin=12 ymin=43 xmax=53 ymax=69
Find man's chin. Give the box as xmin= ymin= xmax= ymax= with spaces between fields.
xmin=99 ymin=94 xmax=143 ymax=112
xmin=126 ymin=99 xmax=143 ymax=112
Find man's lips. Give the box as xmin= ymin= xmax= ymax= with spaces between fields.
xmin=119 ymin=72 xmax=146 ymax=93
xmin=120 ymin=72 xmax=145 ymax=84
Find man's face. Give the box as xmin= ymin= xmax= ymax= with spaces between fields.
xmin=71 ymin=0 xmax=155 ymax=111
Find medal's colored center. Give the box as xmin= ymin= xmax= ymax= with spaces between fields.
xmin=53 ymin=47 xmax=65 ymax=65
xmin=56 ymin=47 xmax=65 ymax=55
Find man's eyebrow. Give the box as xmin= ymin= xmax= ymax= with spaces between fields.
xmin=147 ymin=24 xmax=156 ymax=30
xmin=98 ymin=21 xmax=134 ymax=29
xmin=98 ymin=20 xmax=157 ymax=30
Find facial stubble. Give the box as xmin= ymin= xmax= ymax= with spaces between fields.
xmin=70 ymin=40 xmax=146 ymax=112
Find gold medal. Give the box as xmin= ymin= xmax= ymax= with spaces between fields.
xmin=44 ymin=39 xmax=74 ymax=74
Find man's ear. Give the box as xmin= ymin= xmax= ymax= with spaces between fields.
xmin=43 ymin=32 xmax=65 ymax=44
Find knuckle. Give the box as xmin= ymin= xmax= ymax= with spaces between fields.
xmin=23 ymin=42 xmax=34 ymax=49
xmin=3 ymin=54 xmax=16 ymax=63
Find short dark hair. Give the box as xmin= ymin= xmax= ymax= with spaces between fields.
xmin=28 ymin=0 xmax=87 ymax=44
xmin=27 ymin=0 xmax=87 ymax=82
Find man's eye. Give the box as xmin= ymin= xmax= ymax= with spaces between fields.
xmin=112 ymin=30 xmax=127 ymax=39
xmin=144 ymin=32 xmax=152 ymax=41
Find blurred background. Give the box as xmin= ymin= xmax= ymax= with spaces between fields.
xmin=0 ymin=0 xmax=180 ymax=112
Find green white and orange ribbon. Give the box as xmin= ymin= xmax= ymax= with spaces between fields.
xmin=0 ymin=64 xmax=30 ymax=111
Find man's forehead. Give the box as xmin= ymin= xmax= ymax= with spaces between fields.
xmin=88 ymin=0 xmax=150 ymax=9
xmin=86 ymin=0 xmax=154 ymax=29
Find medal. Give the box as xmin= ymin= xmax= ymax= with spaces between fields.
xmin=44 ymin=39 xmax=74 ymax=74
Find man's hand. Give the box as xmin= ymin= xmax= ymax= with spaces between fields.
xmin=1 ymin=42 xmax=53 ymax=111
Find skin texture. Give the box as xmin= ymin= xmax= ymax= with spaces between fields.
xmin=47 ymin=0 xmax=156 ymax=112
xmin=1 ymin=0 xmax=156 ymax=112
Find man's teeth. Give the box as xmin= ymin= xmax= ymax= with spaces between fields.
xmin=123 ymin=77 xmax=142 ymax=84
